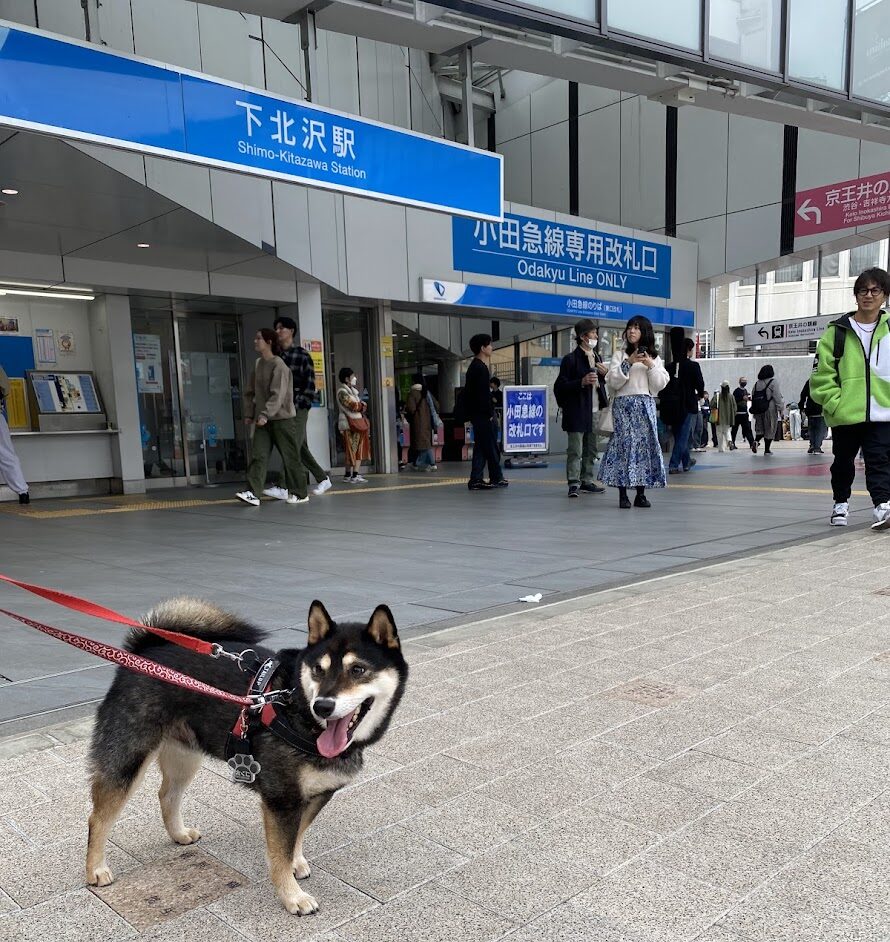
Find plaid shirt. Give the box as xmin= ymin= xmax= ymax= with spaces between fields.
xmin=279 ymin=344 xmax=318 ymax=411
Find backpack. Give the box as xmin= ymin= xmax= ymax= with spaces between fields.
xmin=750 ymin=379 xmax=773 ymax=415
xmin=658 ymin=361 xmax=684 ymax=426
xmin=553 ymin=373 xmax=570 ymax=410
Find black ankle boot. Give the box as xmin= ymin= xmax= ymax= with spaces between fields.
xmin=618 ymin=487 xmax=631 ymax=509
xmin=634 ymin=488 xmax=651 ymax=508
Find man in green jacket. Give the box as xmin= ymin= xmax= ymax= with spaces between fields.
xmin=810 ymin=267 xmax=890 ymax=529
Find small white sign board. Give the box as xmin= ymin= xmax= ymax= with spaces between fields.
xmin=743 ymin=315 xmax=835 ymax=347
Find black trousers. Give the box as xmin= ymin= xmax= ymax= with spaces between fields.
xmin=469 ymin=416 xmax=503 ymax=485
xmin=831 ymin=422 xmax=890 ymax=506
xmin=731 ymin=413 xmax=755 ymax=447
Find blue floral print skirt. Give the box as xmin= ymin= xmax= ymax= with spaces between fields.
xmin=598 ymin=395 xmax=666 ymax=489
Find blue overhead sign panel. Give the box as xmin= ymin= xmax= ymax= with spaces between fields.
xmin=452 ymin=212 xmax=671 ymax=298
xmin=422 ymin=280 xmax=693 ymax=327
xmin=0 ymin=23 xmax=503 ymax=220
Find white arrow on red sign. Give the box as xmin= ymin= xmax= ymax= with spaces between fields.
xmin=796 ymin=199 xmax=822 ymax=226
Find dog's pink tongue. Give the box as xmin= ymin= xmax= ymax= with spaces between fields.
xmin=317 ymin=716 xmax=351 ymax=758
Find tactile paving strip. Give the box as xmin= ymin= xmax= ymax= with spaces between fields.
xmin=90 ymin=847 xmax=247 ymax=930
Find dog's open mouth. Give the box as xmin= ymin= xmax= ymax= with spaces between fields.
xmin=316 ymin=698 xmax=373 ymax=758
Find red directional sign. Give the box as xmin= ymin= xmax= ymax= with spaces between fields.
xmin=795 ymin=170 xmax=890 ymax=238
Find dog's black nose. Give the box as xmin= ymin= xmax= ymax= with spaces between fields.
xmin=313 ymin=698 xmax=336 ymax=719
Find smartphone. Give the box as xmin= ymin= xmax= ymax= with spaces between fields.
xmin=636 ymin=347 xmax=648 ymax=357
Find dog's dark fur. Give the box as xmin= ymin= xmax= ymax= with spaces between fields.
xmin=86 ymin=598 xmax=407 ymax=914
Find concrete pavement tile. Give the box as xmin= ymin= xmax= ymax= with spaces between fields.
xmin=0 ymin=891 xmax=15 ymax=915
xmin=314 ymin=825 xmax=465 ymax=903
xmin=377 ymin=755 xmax=497 ymax=807
xmin=0 ymin=836 xmax=139 ymax=907
xmin=0 ymin=744 xmax=65 ymax=782
xmin=443 ymin=729 xmax=556 ymax=774
xmin=331 ymin=882 xmax=515 ymax=942
xmin=573 ymin=859 xmax=738 ymax=942
xmin=371 ymin=714 xmax=474 ymax=764
xmin=0 ymin=781 xmax=46 ymax=817
xmin=402 ymin=791 xmax=538 ymax=856
xmin=696 ymin=725 xmax=815 ymax=770
xmin=207 ymin=870 xmax=377 ymax=941
xmin=814 ymin=734 xmax=890 ymax=778
xmin=692 ymin=930 xmax=749 ymax=942
xmin=133 ymin=908 xmax=251 ymax=941
xmin=647 ymin=751 xmax=767 ymax=800
xmin=1 ymin=790 xmax=94 ymax=846
xmin=502 ymin=905 xmax=645 ymax=942
xmin=717 ymin=875 xmax=886 ymax=942
xmin=0 ymin=889 xmax=134 ymax=942
xmin=592 ymin=777 xmax=720 ymax=835
xmin=314 ymin=773 xmax=433 ymax=841
xmin=389 ymin=681 xmax=479 ymax=726
xmin=744 ymin=705 xmax=851 ymax=745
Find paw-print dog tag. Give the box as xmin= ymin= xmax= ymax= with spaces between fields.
xmin=228 ymin=753 xmax=261 ymax=784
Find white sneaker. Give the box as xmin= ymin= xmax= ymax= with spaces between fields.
xmin=352 ymin=475 xmax=368 ymax=483
xmin=830 ymin=502 xmax=849 ymax=526
xmin=286 ymin=494 xmax=309 ymax=505
xmin=312 ymin=478 xmax=332 ymax=496
xmin=872 ymin=502 xmax=890 ymax=530
xmin=262 ymin=486 xmax=289 ymax=500
xmin=236 ymin=491 xmax=260 ymax=507
xmin=429 ymin=464 xmax=438 ymax=471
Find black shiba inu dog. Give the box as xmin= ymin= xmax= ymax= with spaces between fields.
xmin=86 ymin=598 xmax=407 ymax=915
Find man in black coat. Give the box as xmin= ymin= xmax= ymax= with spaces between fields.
xmin=464 ymin=333 xmax=507 ymax=490
xmin=554 ymin=318 xmax=608 ymax=498
xmin=666 ymin=337 xmax=705 ymax=474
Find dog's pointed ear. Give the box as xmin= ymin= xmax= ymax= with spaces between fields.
xmin=307 ymin=600 xmax=334 ymax=645
xmin=365 ymin=604 xmax=400 ymax=650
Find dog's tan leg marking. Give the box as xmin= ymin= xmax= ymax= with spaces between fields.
xmin=86 ymin=768 xmax=144 ymax=887
xmin=292 ymin=795 xmax=332 ymax=879
xmin=157 ymin=740 xmax=204 ymax=845
xmin=262 ymin=800 xmax=319 ymax=915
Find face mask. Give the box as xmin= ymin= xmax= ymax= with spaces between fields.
xmin=740 ymin=382 xmax=747 ymax=388
xmin=349 ymin=377 xmax=357 ymax=387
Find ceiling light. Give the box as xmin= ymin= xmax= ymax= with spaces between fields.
xmin=137 ymin=242 xmax=150 ymax=248
xmin=0 ymin=289 xmax=96 ymax=301
xmin=1 ymin=188 xmax=17 ymax=195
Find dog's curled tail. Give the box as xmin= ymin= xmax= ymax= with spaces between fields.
xmin=128 ymin=597 xmax=266 ymax=650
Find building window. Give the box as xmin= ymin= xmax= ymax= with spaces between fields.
xmin=708 ymin=0 xmax=782 ymax=72
xmin=853 ymin=0 xmax=890 ymax=104
xmin=788 ymin=0 xmax=849 ymax=90
xmin=516 ymin=0 xmax=598 ymax=23
xmin=820 ymin=253 xmax=841 ymax=278
xmin=775 ymin=264 xmax=804 ymax=283
xmin=606 ymin=0 xmax=701 ymax=50
xmin=850 ymin=241 xmax=885 ymax=274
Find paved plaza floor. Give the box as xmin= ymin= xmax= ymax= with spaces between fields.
xmin=0 ymin=440 xmax=879 ymax=731
xmin=0 ymin=524 xmax=888 ymax=941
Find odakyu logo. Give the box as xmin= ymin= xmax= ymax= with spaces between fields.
xmin=423 ymin=280 xmax=469 ymax=305
xmin=434 ymin=281 xmax=445 ymax=297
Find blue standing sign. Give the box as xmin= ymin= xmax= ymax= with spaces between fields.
xmin=0 ymin=22 xmax=503 ymax=220
xmin=503 ymin=386 xmax=548 ymax=454
xmin=453 ymin=212 xmax=671 ymax=298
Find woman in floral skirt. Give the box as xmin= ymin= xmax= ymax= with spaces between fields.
xmin=599 ymin=316 xmax=670 ymax=508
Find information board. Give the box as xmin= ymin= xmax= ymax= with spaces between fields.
xmin=28 ymin=371 xmax=102 ymax=413
xmin=502 ymin=385 xmax=548 ymax=454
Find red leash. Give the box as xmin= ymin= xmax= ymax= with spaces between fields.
xmin=0 ymin=574 xmax=254 ymax=708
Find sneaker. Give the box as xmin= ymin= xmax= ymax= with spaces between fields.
xmin=262 ymin=486 xmax=289 ymax=500
xmin=18 ymin=492 xmax=29 ymax=505
xmin=352 ymin=475 xmax=368 ymax=484
xmin=312 ymin=478 xmax=332 ymax=496
xmin=872 ymin=502 xmax=890 ymax=530
xmin=236 ymin=491 xmax=260 ymax=506
xmin=815 ymin=448 xmax=824 ymax=454
xmin=830 ymin=502 xmax=849 ymax=526
xmin=429 ymin=464 xmax=438 ymax=471
xmin=468 ymin=481 xmax=493 ymax=490
xmin=568 ymin=484 xmax=580 ymax=498
xmin=729 ymin=443 xmax=738 ymax=451
xmin=580 ymin=482 xmax=605 ymax=494
xmin=492 ymin=479 xmax=509 ymax=487
xmin=668 ymin=467 xmax=681 ymax=475
xmin=286 ymin=494 xmax=309 ymax=505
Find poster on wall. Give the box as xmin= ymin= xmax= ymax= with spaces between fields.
xmin=35 ymin=328 xmax=57 ymax=364
xmin=133 ymin=333 xmax=164 ymax=394
xmin=3 ymin=378 xmax=29 ymax=429
xmin=0 ymin=316 xmax=19 ymax=333
xmin=58 ymin=331 xmax=76 ymax=355
xmin=302 ymin=339 xmax=326 ymax=408
xmin=29 ymin=371 xmax=102 ymax=414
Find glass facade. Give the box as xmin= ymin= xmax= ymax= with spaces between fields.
xmin=853 ymin=0 xmax=890 ymax=104
xmin=607 ymin=0 xmax=702 ymax=50
xmin=520 ymin=0 xmax=597 ymax=21
xmin=788 ymin=0 xmax=849 ymax=89
xmin=708 ymin=0 xmax=782 ymax=71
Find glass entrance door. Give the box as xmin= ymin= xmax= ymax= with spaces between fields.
xmin=176 ymin=316 xmax=248 ymax=485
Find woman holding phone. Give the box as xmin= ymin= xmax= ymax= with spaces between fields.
xmin=598 ymin=316 xmax=670 ymax=508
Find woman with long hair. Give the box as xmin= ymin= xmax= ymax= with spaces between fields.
xmin=598 ymin=316 xmax=670 ymax=508
xmin=753 ymin=364 xmax=785 ymax=455
xmin=236 ymin=328 xmax=307 ymax=507
xmin=337 ymin=366 xmax=371 ymax=483
xmin=711 ymin=382 xmax=737 ymax=452
xmin=405 ymin=373 xmax=440 ymax=471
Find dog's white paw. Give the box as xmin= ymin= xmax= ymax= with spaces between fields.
xmin=87 ymin=865 xmax=115 ymax=887
xmin=292 ymin=854 xmax=311 ymax=879
xmin=282 ymin=888 xmax=319 ymax=915
xmin=172 ymin=827 xmax=202 ymax=845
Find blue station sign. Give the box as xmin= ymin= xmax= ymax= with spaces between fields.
xmin=453 ymin=212 xmax=671 ymax=298
xmin=502 ymin=386 xmax=549 ymax=454
xmin=422 ymin=280 xmax=694 ymax=328
xmin=0 ymin=23 xmax=503 ymax=220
